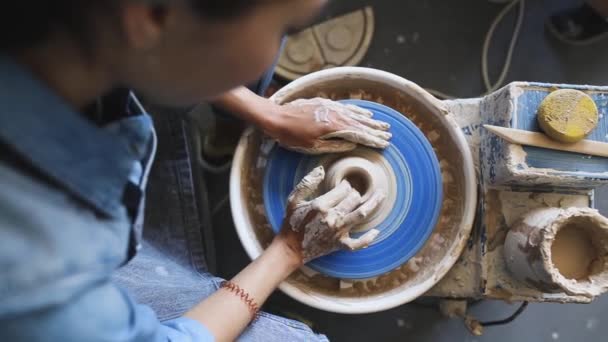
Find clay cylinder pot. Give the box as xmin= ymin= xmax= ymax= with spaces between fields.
xmin=504 ymin=207 xmax=608 ymax=297
xmin=324 ymin=156 xmax=380 ymax=201
xmin=323 ymin=156 xmax=389 ymax=229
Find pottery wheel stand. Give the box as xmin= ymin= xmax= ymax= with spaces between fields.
xmin=428 ymin=82 xmax=608 ymax=334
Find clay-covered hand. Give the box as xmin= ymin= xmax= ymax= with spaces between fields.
xmin=267 ymin=97 xmax=392 ymax=154
xmin=278 ymin=166 xmax=386 ymax=263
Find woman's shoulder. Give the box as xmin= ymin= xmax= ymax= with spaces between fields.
xmin=0 ymin=161 xmax=131 ymax=318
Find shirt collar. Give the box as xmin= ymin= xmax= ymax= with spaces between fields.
xmin=0 ymin=55 xmax=136 ymax=218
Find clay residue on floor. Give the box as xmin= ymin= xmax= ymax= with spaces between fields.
xmin=551 ymin=224 xmax=598 ymax=280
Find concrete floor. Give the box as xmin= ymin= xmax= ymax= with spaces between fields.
xmin=208 ymin=0 xmax=608 ymax=341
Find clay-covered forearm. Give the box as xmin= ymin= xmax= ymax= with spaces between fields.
xmin=185 ymin=165 xmax=385 ymax=341
xmin=184 ymin=239 xmax=301 ymax=342
xmin=211 ymin=86 xmax=281 ymax=131
xmin=211 ymin=88 xmax=392 ymax=155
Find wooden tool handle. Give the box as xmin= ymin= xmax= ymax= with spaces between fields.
xmin=484 ymin=125 xmax=608 ymax=158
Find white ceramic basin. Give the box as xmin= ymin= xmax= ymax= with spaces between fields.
xmin=230 ymin=67 xmax=477 ymax=313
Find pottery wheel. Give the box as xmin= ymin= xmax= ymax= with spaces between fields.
xmin=263 ymin=100 xmax=443 ymax=279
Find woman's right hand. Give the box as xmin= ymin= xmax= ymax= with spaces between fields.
xmin=188 ymin=169 xmax=384 ymax=341
xmin=277 ymin=166 xmax=385 ymax=263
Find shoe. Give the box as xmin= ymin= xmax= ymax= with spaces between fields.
xmin=546 ymin=3 xmax=608 ymax=45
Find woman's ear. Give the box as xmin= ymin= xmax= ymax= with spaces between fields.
xmin=121 ymin=3 xmax=168 ymax=50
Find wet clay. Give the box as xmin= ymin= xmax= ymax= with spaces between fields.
xmin=551 ymin=225 xmax=598 ymax=280
xmin=322 ymin=151 xmax=396 ymax=232
xmin=344 ymin=170 xmax=369 ymax=196
xmin=323 ymin=155 xmax=383 ymax=202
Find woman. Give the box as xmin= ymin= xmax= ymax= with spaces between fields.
xmin=0 ymin=1 xmax=391 ymax=341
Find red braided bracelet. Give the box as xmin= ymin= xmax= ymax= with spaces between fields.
xmin=220 ymin=280 xmax=260 ymax=320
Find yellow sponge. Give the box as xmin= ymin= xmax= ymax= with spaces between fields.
xmin=537 ymin=89 xmax=599 ymax=143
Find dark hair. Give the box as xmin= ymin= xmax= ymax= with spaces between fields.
xmin=192 ymin=0 xmax=262 ymax=18
xmin=0 ymin=0 xmax=262 ymax=51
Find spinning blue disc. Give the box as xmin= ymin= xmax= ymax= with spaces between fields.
xmin=263 ymin=100 xmax=443 ymax=279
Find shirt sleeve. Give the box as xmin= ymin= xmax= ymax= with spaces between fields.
xmin=0 ymin=279 xmax=215 ymax=342
xmin=0 ymin=163 xmax=214 ymax=342
xmin=162 ymin=316 xmax=215 ymax=342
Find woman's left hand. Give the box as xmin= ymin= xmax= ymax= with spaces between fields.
xmin=276 ymin=166 xmax=385 ymax=263
xmin=265 ymin=97 xmax=392 ymax=154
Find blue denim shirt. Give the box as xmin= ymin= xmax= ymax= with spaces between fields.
xmin=0 ymin=56 xmax=213 ymax=341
